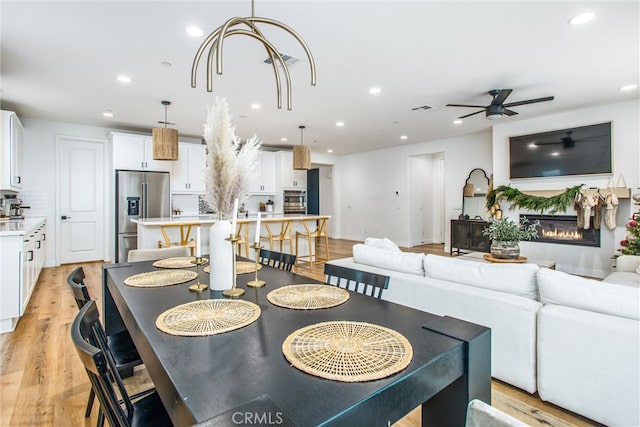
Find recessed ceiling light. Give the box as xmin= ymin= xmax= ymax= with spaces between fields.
xmin=102 ymin=109 xmax=114 ymax=117
xmin=619 ymin=84 xmax=638 ymax=91
xmin=551 ymin=151 xmax=560 ymax=156
xmin=160 ymin=61 xmax=172 ymax=68
xmin=117 ymin=75 xmax=132 ymax=83
xmin=327 ymin=149 xmax=334 ymax=153
xmin=400 ymin=135 xmax=408 ymax=140
xmin=336 ymin=121 xmax=344 ymax=127
xmin=369 ymin=87 xmax=381 ymax=95
xmin=251 ymin=104 xmax=261 ymax=110
xmin=280 ymin=137 xmax=288 ymax=142
xmin=186 ymin=26 xmax=203 ymax=37
xmin=568 ymin=12 xmax=595 ymax=25
xmin=453 ymin=119 xmax=463 ymax=125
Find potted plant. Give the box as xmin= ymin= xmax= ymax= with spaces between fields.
xmin=482 ymin=217 xmax=539 ymax=259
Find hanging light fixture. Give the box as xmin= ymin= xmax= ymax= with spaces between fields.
xmin=190 ymin=0 xmax=316 ymax=110
xmin=152 ymin=100 xmax=179 ymax=160
xmin=293 ymin=125 xmax=310 ymax=170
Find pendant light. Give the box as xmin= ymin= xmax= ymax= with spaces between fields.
xmin=191 ymin=0 xmax=316 ymax=110
xmin=152 ymin=100 xmax=179 ymax=160
xmin=293 ymin=125 xmax=310 ymax=170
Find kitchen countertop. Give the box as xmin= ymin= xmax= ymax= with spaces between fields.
xmin=0 ymin=217 xmax=47 ymax=237
xmin=133 ymin=213 xmax=330 ymax=226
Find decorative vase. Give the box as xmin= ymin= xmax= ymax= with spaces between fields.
xmin=209 ymin=220 xmax=233 ymax=291
xmin=490 ymin=241 xmax=520 ymax=260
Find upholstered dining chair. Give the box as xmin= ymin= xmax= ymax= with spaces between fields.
xmin=71 ymin=301 xmax=172 ymax=427
xmin=323 ymin=263 xmax=390 ymax=299
xmin=66 ymin=267 xmax=144 ymax=421
xmin=259 ymin=248 xmax=297 ymax=272
xmin=127 ymin=246 xmax=190 ymax=262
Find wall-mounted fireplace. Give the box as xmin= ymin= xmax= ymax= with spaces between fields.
xmin=521 ymin=215 xmax=601 ymax=248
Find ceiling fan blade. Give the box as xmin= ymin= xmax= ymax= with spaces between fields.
xmin=503 ymin=108 xmax=518 ymax=116
xmin=490 ymin=89 xmax=512 ymax=105
xmin=446 ymin=103 xmax=487 ymax=108
xmin=458 ymin=110 xmax=485 ymax=119
xmin=504 ymin=96 xmax=554 ymax=107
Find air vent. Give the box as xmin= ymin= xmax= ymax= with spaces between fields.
xmin=411 ymin=105 xmax=434 ymax=111
xmin=264 ymin=54 xmax=300 ymax=65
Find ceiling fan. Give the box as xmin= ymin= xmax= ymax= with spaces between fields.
xmin=447 ymin=89 xmax=554 ymax=120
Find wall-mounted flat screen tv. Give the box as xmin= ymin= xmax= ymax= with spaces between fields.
xmin=509 ymin=122 xmax=612 ymax=179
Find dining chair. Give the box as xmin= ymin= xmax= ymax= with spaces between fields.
xmin=67 ymin=266 xmax=144 ymax=420
xmin=71 ymin=300 xmax=173 ymax=427
xmin=465 ymin=399 xmax=528 ymax=427
xmin=259 ymin=248 xmax=297 ymax=272
xmin=323 ymin=263 xmax=390 ymax=299
xmin=127 ymin=246 xmax=190 ymax=262
xmin=295 ymin=217 xmax=330 ymax=270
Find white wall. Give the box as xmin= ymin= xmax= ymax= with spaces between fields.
xmin=336 ymin=130 xmax=493 ymax=248
xmin=492 ymin=100 xmax=639 ymax=277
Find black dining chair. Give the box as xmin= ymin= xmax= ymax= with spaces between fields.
xmin=71 ymin=300 xmax=173 ymax=427
xmin=324 ymin=263 xmax=390 ymax=299
xmin=67 ymin=266 xmax=143 ymax=420
xmin=259 ymin=248 xmax=297 ymax=272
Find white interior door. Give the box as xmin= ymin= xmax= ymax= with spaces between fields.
xmin=57 ymin=136 xmax=105 ymax=263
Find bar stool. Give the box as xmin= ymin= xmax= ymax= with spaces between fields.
xmin=236 ymin=221 xmax=250 ymax=258
xmin=158 ymin=223 xmax=198 ymax=256
xmin=295 ymin=217 xmax=330 ymax=270
xmin=261 ymin=219 xmax=293 ymax=253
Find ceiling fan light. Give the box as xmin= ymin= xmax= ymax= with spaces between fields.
xmin=486 ymin=112 xmax=503 ymax=120
xmin=293 ymin=145 xmax=311 ymax=170
xmin=152 ymin=128 xmax=179 ymax=160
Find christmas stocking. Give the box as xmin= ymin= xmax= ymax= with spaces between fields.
xmin=593 ymin=194 xmax=605 ymax=230
xmin=604 ymin=190 xmax=619 ymax=230
xmin=574 ymin=192 xmax=584 ymax=229
xmin=580 ymin=191 xmax=597 ymax=229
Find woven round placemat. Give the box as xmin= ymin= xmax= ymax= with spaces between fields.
xmin=267 ymin=284 xmax=349 ymax=310
xmin=153 ymin=257 xmax=209 ymax=269
xmin=156 ymin=299 xmax=261 ymax=336
xmin=282 ymin=321 xmax=413 ymax=382
xmin=204 ymin=262 xmax=263 ymax=274
xmin=123 ymin=270 xmax=198 ymax=288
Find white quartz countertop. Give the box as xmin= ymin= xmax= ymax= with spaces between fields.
xmin=133 ymin=214 xmax=330 ymax=226
xmin=0 ymin=217 xmax=46 ymax=237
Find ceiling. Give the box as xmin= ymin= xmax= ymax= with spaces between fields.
xmin=1 ymin=1 xmax=638 ymax=155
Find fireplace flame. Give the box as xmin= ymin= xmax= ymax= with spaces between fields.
xmin=541 ymin=228 xmax=583 ymax=240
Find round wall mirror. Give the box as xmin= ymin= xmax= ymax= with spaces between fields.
xmin=462 ymin=168 xmax=489 ymax=220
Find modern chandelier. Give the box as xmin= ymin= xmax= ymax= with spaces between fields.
xmin=190 ymin=0 xmax=317 ymax=110
xmin=152 ymin=100 xmax=179 ymax=160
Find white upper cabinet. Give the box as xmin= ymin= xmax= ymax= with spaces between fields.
xmin=1 ymin=110 xmax=23 ymax=190
xmin=248 ymin=151 xmax=276 ymax=194
xmin=111 ymin=132 xmax=172 ymax=172
xmin=172 ymin=143 xmax=207 ymax=193
xmin=277 ymin=151 xmax=306 ymax=189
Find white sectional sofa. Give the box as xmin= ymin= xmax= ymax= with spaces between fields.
xmin=327 ymin=242 xmax=640 ymax=427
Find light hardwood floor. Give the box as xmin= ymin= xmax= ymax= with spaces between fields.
xmin=0 ymin=239 xmax=599 ymax=426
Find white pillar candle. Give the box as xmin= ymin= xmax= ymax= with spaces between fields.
xmin=254 ymin=212 xmax=261 ymax=244
xmin=196 ymin=226 xmax=201 ymax=257
xmin=231 ymin=198 xmax=238 ymax=234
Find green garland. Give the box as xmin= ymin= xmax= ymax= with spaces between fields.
xmin=486 ymin=184 xmax=583 ymax=214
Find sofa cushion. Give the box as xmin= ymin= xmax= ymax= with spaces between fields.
xmin=352 ymin=244 xmax=424 ymax=275
xmin=423 ymin=254 xmax=540 ymax=300
xmin=364 ymin=237 xmax=401 ymax=252
xmin=537 ymin=268 xmax=640 ymax=321
xmin=602 ymin=271 xmax=640 ymax=287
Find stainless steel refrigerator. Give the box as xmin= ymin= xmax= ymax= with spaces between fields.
xmin=115 ymin=170 xmax=170 ymax=262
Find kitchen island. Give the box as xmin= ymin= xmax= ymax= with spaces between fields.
xmin=132 ymin=214 xmax=330 ymax=261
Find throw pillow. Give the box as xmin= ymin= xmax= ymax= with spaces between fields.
xmin=364 ymin=237 xmax=401 ymax=252
xmin=353 ymin=244 xmax=424 ymax=275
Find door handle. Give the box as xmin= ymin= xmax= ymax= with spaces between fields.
xmin=61 ymin=215 xmax=71 ymax=220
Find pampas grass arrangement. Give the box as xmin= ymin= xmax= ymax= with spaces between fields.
xmin=203 ymin=97 xmax=261 ymax=219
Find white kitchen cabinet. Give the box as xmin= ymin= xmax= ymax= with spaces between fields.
xmin=172 ymin=143 xmax=206 ymax=193
xmin=0 ymin=218 xmax=46 ymax=333
xmin=0 ymin=110 xmax=24 ymax=190
xmin=111 ymin=132 xmax=172 ymax=172
xmin=277 ymin=151 xmax=307 ymax=189
xmin=249 ymin=151 xmax=276 ymax=194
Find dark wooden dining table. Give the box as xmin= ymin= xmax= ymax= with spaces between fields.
xmin=102 ymin=258 xmax=490 ymax=427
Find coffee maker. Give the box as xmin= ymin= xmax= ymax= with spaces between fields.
xmin=1 ymin=195 xmax=29 ymax=219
